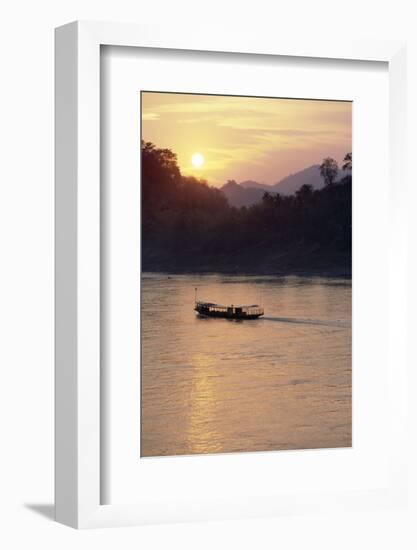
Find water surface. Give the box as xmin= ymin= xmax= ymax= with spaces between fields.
xmin=141 ymin=273 xmax=351 ymax=457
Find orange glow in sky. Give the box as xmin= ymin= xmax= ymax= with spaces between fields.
xmin=141 ymin=92 xmax=352 ymax=187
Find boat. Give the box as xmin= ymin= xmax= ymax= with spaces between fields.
xmin=194 ymin=292 xmax=264 ymax=319
xmin=194 ymin=301 xmax=264 ymax=319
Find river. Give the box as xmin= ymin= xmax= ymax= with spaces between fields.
xmin=141 ymin=273 xmax=351 ymax=457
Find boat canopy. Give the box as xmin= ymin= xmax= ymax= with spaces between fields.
xmin=195 ymin=301 xmax=264 ymax=316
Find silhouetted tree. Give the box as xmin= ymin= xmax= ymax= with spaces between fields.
xmin=320 ymin=157 xmax=339 ymax=186
xmin=342 ymin=152 xmax=352 ymax=171
xmin=295 ymin=184 xmax=314 ymax=204
xmin=262 ymin=191 xmax=275 ymax=206
xmin=141 ymin=140 xmax=181 ymax=209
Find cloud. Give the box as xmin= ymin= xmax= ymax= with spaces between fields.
xmin=142 ymin=112 xmax=160 ymax=121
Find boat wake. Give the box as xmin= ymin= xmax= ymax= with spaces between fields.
xmin=262 ymin=316 xmax=350 ymax=328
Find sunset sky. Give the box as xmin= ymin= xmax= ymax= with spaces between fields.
xmin=141 ymin=92 xmax=352 ymax=187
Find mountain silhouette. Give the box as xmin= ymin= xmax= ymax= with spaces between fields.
xmin=272 ymin=165 xmax=324 ymax=194
xmin=220 ymin=180 xmax=265 ymax=208
xmin=221 ymin=165 xmax=349 ymax=207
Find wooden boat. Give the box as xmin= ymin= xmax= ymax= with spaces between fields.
xmin=194 ymin=301 xmax=264 ymax=320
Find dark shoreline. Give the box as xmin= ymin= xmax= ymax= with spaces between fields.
xmin=143 ymin=269 xmax=351 ymax=279
xmin=143 ymin=245 xmax=351 ymax=279
xmin=142 ymin=261 xmax=351 ymax=279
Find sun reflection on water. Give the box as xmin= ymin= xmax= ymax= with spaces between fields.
xmin=186 ymin=353 xmax=225 ymax=454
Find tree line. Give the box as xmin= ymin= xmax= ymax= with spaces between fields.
xmin=141 ymin=140 xmax=352 ymax=275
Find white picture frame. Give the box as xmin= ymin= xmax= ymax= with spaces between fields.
xmin=55 ymin=20 xmax=407 ymax=529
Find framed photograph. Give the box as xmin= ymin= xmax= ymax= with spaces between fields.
xmin=139 ymin=91 xmax=353 ymax=459
xmin=55 ymin=21 xmax=407 ymax=528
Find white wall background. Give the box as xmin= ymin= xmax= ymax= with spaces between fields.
xmin=0 ymin=0 xmax=416 ymax=548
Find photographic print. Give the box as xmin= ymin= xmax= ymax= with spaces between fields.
xmin=141 ymin=91 xmax=352 ymax=457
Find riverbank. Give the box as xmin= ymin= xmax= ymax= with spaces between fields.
xmin=142 ymin=243 xmax=351 ymax=278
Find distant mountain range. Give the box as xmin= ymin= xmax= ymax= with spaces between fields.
xmin=221 ymin=165 xmax=349 ymax=208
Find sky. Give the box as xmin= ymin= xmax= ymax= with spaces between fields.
xmin=141 ymin=92 xmax=352 ymax=187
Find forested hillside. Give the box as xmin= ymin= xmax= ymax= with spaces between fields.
xmin=142 ymin=141 xmax=352 ymax=276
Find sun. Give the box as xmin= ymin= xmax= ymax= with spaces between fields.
xmin=191 ymin=152 xmax=205 ymax=169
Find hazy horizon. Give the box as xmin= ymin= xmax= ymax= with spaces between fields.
xmin=141 ymin=91 xmax=352 ymax=187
